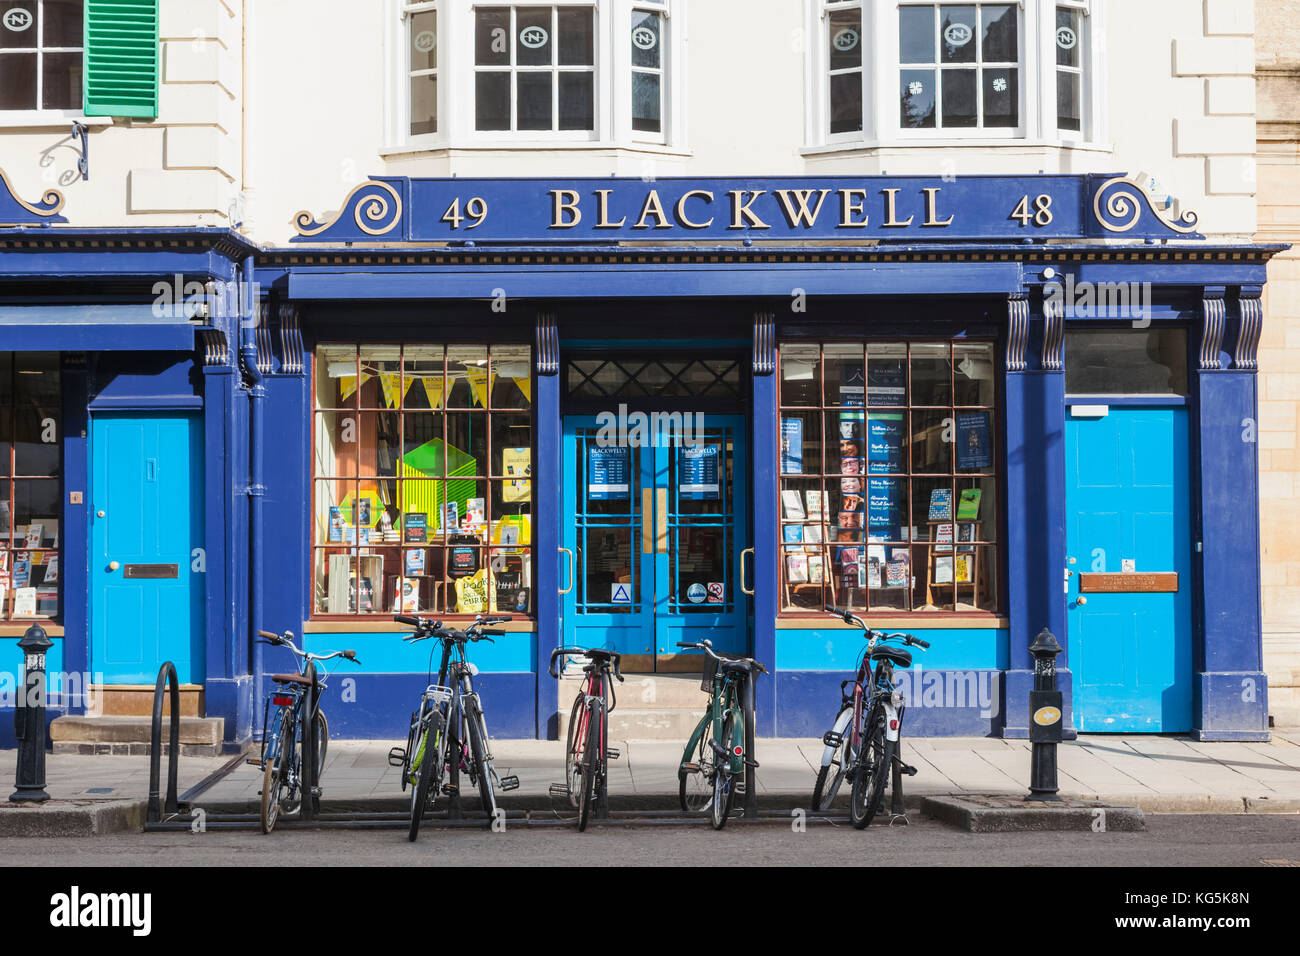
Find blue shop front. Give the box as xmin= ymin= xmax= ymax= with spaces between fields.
xmin=0 ymin=172 xmax=1282 ymax=747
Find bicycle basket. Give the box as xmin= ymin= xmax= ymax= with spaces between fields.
xmin=699 ymin=660 xmax=719 ymax=693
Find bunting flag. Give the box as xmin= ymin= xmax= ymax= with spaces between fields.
xmin=420 ymin=375 xmax=446 ymax=409
xmin=379 ymin=371 xmax=401 ymax=409
xmin=512 ymin=376 xmax=531 ymax=403
xmin=464 ymin=366 xmax=495 ymax=408
xmin=338 ymin=372 xmax=372 ymax=404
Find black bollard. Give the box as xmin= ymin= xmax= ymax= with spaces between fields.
xmin=10 ymin=624 xmax=52 ymax=803
xmin=1026 ymin=628 xmax=1064 ymax=802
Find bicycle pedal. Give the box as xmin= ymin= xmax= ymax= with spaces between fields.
xmin=899 ymin=762 xmax=918 ymax=776
xmin=442 ymin=783 xmax=459 ymax=795
xmin=680 ymin=762 xmax=700 ymax=775
xmin=498 ymin=775 xmax=520 ymax=792
xmin=387 ymin=747 xmax=406 ymax=767
xmin=548 ymin=783 xmax=571 ymax=798
xmin=246 ymin=758 xmax=264 ymax=769
xmin=822 ymin=731 xmax=843 ymax=749
xmin=605 ymin=748 xmax=620 ymax=760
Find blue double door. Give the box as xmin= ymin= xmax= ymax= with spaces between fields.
xmin=561 ymin=414 xmax=750 ymax=668
xmin=1066 ymin=404 xmax=1192 ymax=732
xmin=90 ymin=412 xmax=205 ymax=684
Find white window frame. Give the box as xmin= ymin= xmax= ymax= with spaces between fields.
xmin=0 ymin=0 xmax=96 ymax=129
xmin=803 ymin=0 xmax=1107 ymax=152
xmin=384 ymin=0 xmax=688 ymax=153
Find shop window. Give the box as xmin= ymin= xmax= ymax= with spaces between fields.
xmin=0 ymin=0 xmax=83 ymax=112
xmin=1065 ymin=329 xmax=1188 ymax=396
xmin=313 ymin=344 xmax=534 ymax=618
xmin=474 ymin=4 xmax=596 ymax=133
xmin=0 ymin=353 xmax=61 ymax=621
xmin=778 ymin=341 xmax=999 ymax=615
xmin=1054 ymin=2 xmax=1086 ymax=133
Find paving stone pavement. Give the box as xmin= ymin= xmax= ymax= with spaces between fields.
xmin=3 ymin=732 xmax=1299 ymax=812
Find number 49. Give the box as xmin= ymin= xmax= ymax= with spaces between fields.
xmin=1011 ymin=194 xmax=1053 ymax=227
xmin=441 ymin=196 xmax=488 ymax=230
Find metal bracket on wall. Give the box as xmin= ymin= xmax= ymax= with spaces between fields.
xmin=70 ymin=123 xmax=89 ymax=181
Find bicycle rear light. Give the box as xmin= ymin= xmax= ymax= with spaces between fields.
xmin=733 ymin=745 xmax=744 ymax=756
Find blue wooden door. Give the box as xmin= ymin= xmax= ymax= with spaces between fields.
xmin=1066 ymin=405 xmax=1192 ymax=732
xmin=562 ymin=414 xmax=748 ymax=665
xmin=91 ymin=413 xmax=205 ymax=683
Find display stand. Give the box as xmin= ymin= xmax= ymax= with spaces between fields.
xmin=923 ymin=520 xmax=989 ymax=608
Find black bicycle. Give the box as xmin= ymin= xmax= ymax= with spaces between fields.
xmin=253 ymin=629 xmax=360 ymax=833
xmin=390 ymin=614 xmax=520 ymax=840
xmin=548 ymin=646 xmax=624 ymax=831
xmin=817 ymin=606 xmax=928 ymax=828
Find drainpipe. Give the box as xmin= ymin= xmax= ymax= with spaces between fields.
xmin=238 ymin=256 xmax=266 ymax=704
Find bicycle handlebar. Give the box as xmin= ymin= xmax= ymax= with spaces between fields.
xmin=675 ymin=640 xmax=767 ymax=675
xmin=548 ymin=646 xmax=625 ymax=681
xmin=256 ymin=629 xmax=362 ymax=666
xmin=822 ymin=606 xmax=929 ymax=652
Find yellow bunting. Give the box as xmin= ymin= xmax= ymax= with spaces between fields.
xmin=464 ymin=366 xmax=495 ymax=408
xmin=420 ymin=376 xmax=446 ymax=409
xmin=338 ymin=372 xmax=371 ymax=404
xmin=513 ymin=376 xmax=531 ymax=403
xmin=378 ymin=372 xmax=401 ymax=409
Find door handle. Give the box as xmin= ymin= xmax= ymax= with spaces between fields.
xmin=655 ymin=488 xmax=668 ymax=554
xmin=642 ymin=487 xmax=653 ymax=555
xmin=558 ymin=547 xmax=574 ymax=595
xmin=741 ymin=547 xmax=755 ymax=595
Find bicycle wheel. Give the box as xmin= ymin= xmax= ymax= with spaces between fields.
xmin=576 ymin=700 xmax=600 ymax=832
xmin=850 ymin=711 xmax=892 ymax=830
xmin=710 ymin=713 xmax=737 ymax=830
xmin=465 ymin=705 xmax=497 ymax=819
xmin=408 ymin=715 xmax=440 ymax=842
xmin=678 ymin=718 xmax=715 ymax=813
xmin=259 ymin=709 xmax=293 ymax=833
xmin=564 ymin=694 xmax=585 ymax=808
xmin=811 ymin=708 xmax=852 ymax=811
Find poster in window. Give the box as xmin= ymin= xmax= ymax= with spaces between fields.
xmin=588 ymin=445 xmax=630 ymax=500
xmin=502 ymin=447 xmax=532 ymax=503
xmin=840 ymin=364 xmax=865 ymax=407
xmin=780 ymin=418 xmax=803 ymax=474
xmin=678 ymin=443 xmax=720 ymax=500
xmin=955 ymin=411 xmax=993 ymax=470
xmin=867 ymin=413 xmax=903 ymax=473
xmin=868 ymin=359 xmax=907 ymax=407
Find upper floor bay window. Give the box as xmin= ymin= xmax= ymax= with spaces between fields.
xmin=389 ymin=0 xmax=681 ymax=151
xmin=0 ymin=0 xmax=83 ymax=113
xmin=810 ymin=0 xmax=1101 ymax=148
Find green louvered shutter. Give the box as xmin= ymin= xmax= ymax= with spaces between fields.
xmin=83 ymin=0 xmax=159 ymax=119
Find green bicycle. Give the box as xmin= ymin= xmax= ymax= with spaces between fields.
xmin=676 ymin=639 xmax=767 ymax=830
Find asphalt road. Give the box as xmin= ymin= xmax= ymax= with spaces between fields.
xmin=6 ymin=814 xmax=1299 ymax=867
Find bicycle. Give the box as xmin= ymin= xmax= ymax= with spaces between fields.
xmin=812 ymin=605 xmax=929 ymax=828
xmin=253 ymin=629 xmax=360 ymax=834
xmin=547 ymin=646 xmax=624 ymax=831
xmin=677 ymin=639 xmax=767 ymax=830
xmin=390 ymin=614 xmax=520 ymax=840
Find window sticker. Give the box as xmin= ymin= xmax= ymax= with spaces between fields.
xmin=3 ymin=8 xmax=33 ymax=31
xmin=632 ymin=24 xmax=657 ymax=51
xmin=1056 ymin=26 xmax=1077 ymax=49
xmin=943 ymin=22 xmax=972 ymax=46
xmin=519 ymin=24 xmax=549 ymax=48
xmin=833 ymin=28 xmax=859 ymax=52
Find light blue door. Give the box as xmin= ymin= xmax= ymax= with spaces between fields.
xmin=91 ymin=413 xmax=204 ymax=683
xmin=562 ymin=414 xmax=749 ymax=666
xmin=1066 ymin=405 xmax=1192 ymax=732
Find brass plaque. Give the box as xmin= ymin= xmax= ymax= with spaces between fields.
xmin=1078 ymin=572 xmax=1177 ymax=593
xmin=123 ymin=563 xmax=179 ymax=579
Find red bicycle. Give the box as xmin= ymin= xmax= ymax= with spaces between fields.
xmin=548 ymin=646 xmax=624 ymax=831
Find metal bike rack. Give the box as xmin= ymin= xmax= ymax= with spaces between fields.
xmin=146 ymin=661 xmax=182 ymax=824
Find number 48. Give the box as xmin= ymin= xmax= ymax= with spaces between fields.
xmin=1011 ymin=194 xmax=1053 ymax=227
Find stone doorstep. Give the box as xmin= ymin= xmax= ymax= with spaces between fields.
xmin=0 ymin=799 xmax=147 ymax=837
xmin=51 ymin=742 xmax=223 ymax=757
xmin=558 ymin=708 xmax=704 ymax=741
xmin=92 ymin=685 xmax=205 ymax=718
xmin=49 ymin=715 xmax=224 ymax=746
xmin=922 ymin=794 xmax=1147 ymax=833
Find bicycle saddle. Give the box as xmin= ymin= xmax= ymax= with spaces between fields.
xmin=870 ymin=645 xmax=913 ymax=668
xmin=582 ymin=648 xmax=620 ymax=662
xmin=270 ymin=672 xmax=315 ymax=685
